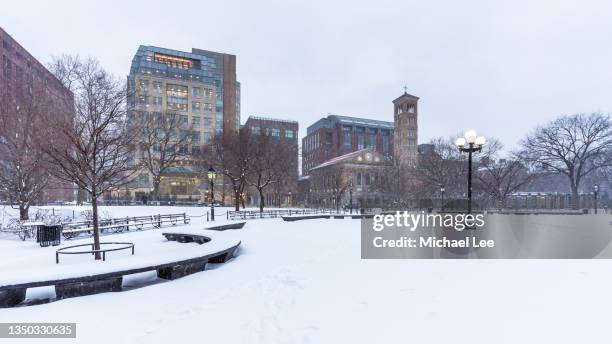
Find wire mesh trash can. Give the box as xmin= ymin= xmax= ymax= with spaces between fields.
xmin=36 ymin=225 xmax=62 ymax=247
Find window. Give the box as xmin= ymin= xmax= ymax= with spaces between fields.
xmin=192 ymin=116 xmax=200 ymax=126
xmin=203 ymin=132 xmax=212 ymax=143
xmin=357 ymin=134 xmax=365 ymax=150
xmin=192 ymin=87 xmax=201 ymax=97
xmin=204 ymin=117 xmax=212 ymax=128
xmin=166 ymin=84 xmax=188 ymax=111
xmin=191 ymin=131 xmax=200 ymax=143
xmin=343 ymin=129 xmax=351 ymax=149
xmin=192 ymin=102 xmax=201 ymax=112
xmin=251 ymin=126 xmax=261 ymax=135
xmin=271 ymin=128 xmax=280 ymax=141
xmin=382 ymin=133 xmax=390 ymax=154
xmin=139 ymin=79 xmax=149 ymax=92
xmin=152 ymin=81 xmax=162 ymax=91
xmin=285 ymin=129 xmax=294 ymax=139
xmin=369 ymin=134 xmax=376 ymax=148
xmin=152 ymin=96 xmax=162 ymax=106
xmin=356 ymin=173 xmax=362 ymax=185
xmin=179 ymin=115 xmax=189 ymax=128
xmin=154 ymin=53 xmax=194 ymax=69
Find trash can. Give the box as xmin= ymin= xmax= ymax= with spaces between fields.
xmin=36 ymin=225 xmax=62 ymax=247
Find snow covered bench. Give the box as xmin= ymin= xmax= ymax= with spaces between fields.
xmin=205 ymin=222 xmax=246 ymax=231
xmin=281 ymin=215 xmax=331 ymax=221
xmin=0 ymin=230 xmax=239 ymax=308
xmin=61 ymin=213 xmax=191 ymax=239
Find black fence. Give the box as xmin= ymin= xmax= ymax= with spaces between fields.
xmin=226 ymin=208 xmax=346 ymax=221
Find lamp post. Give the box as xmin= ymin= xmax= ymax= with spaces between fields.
xmin=593 ymin=184 xmax=599 ymax=214
xmin=348 ymin=179 xmax=354 ymax=214
xmin=440 ymin=184 xmax=445 ymax=212
xmin=207 ymin=167 xmax=217 ymax=221
xmin=455 ymin=130 xmax=486 ymax=214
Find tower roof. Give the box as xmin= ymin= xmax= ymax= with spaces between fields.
xmin=393 ymin=91 xmax=420 ymax=103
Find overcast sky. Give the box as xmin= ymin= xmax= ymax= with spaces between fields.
xmin=2 ymin=0 xmax=612 ymax=152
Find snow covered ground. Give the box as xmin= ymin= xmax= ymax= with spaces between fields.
xmin=1 ymin=206 xmax=611 ymax=343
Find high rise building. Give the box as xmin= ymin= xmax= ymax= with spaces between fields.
xmin=302 ymin=115 xmax=394 ymax=175
xmin=392 ymin=91 xmax=419 ymax=168
xmin=127 ymin=46 xmax=240 ymax=201
xmin=0 ymin=27 xmax=75 ymax=203
xmin=128 ymin=46 xmax=240 ymax=135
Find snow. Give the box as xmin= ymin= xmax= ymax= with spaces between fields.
xmin=0 ymin=228 xmax=240 ymax=286
xmin=0 ymin=206 xmax=611 ymax=343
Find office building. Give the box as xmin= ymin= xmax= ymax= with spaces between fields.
xmin=127 ymin=45 xmax=240 ymax=201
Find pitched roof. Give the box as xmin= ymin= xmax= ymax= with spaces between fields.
xmin=310 ymin=148 xmax=389 ymax=171
xmin=392 ymin=92 xmax=420 ymax=103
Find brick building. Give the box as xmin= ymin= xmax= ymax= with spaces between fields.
xmin=302 ymin=115 xmax=394 ymax=175
xmin=0 ymin=27 xmax=75 ymax=203
xmin=393 ymin=92 xmax=419 ymax=169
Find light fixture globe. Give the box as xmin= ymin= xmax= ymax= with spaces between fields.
xmin=455 ymin=137 xmax=466 ymax=147
xmin=207 ymin=166 xmax=217 ymax=181
xmin=475 ymin=136 xmax=486 ymax=146
xmin=464 ymin=130 xmax=477 ymax=144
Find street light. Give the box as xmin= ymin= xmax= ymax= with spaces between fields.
xmin=594 ymin=184 xmax=599 ymax=214
xmin=440 ymin=184 xmax=446 ymax=212
xmin=348 ymin=179 xmax=354 ymax=214
xmin=207 ymin=167 xmax=217 ymax=221
xmin=455 ymin=130 xmax=486 ymax=213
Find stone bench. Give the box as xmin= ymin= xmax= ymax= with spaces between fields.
xmin=0 ymin=234 xmax=240 ymax=308
xmin=281 ymin=215 xmax=331 ymax=222
xmin=205 ymin=222 xmax=246 ymax=231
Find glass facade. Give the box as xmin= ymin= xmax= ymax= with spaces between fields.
xmin=127 ymin=45 xmax=240 ymax=200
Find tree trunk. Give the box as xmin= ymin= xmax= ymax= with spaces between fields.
xmin=234 ymin=189 xmax=240 ymax=211
xmin=152 ymin=177 xmax=161 ymax=202
xmin=91 ymin=195 xmax=102 ymax=260
xmin=571 ymin=188 xmax=580 ymax=210
xmin=259 ymin=188 xmax=265 ymax=213
xmin=19 ymin=205 xmax=29 ymax=221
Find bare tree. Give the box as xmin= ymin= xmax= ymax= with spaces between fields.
xmin=475 ymin=140 xmax=533 ymax=209
xmin=247 ymin=133 xmax=285 ymax=212
xmin=46 ymin=56 xmax=136 ymax=259
xmin=519 ymin=113 xmax=612 ymax=209
xmin=0 ymin=84 xmax=52 ymax=220
xmin=135 ymin=112 xmax=192 ymax=201
xmin=414 ymin=137 xmax=467 ymax=199
xmin=199 ymin=130 xmax=252 ymax=211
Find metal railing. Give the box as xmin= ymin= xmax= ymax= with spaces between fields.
xmin=226 ymin=208 xmax=348 ymax=220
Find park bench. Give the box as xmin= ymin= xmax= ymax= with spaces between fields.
xmin=61 ymin=213 xmax=191 ymax=239
xmin=281 ymin=215 xmax=331 ymax=221
xmin=0 ymin=231 xmax=239 ymax=308
xmin=205 ymin=222 xmax=246 ymax=231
